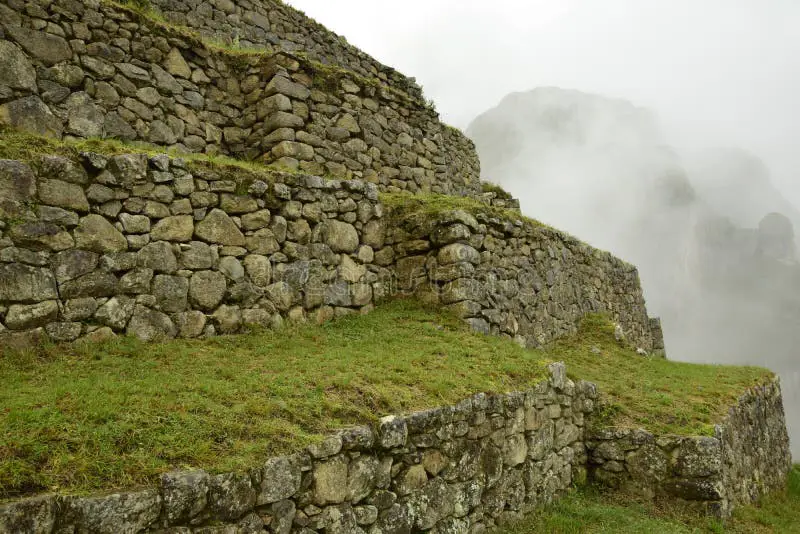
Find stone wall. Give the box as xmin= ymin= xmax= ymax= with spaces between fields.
xmin=0 ymin=150 xmax=660 ymax=350
xmin=148 ymin=0 xmax=423 ymax=97
xmin=0 ymin=363 xmax=597 ymax=534
xmin=587 ymin=377 xmax=792 ymax=517
xmin=0 ymin=154 xmax=389 ymax=344
xmin=0 ymin=0 xmax=480 ymax=196
xmin=384 ymin=204 xmax=660 ymax=351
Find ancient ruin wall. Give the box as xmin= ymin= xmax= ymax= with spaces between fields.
xmin=148 ymin=0 xmax=423 ymax=96
xmin=0 ymin=364 xmax=596 ymax=534
xmin=384 ymin=206 xmax=660 ymax=351
xmin=0 ymin=0 xmax=480 ymax=196
xmin=0 ymin=149 xmax=659 ymax=349
xmin=587 ymin=377 xmax=792 ymax=517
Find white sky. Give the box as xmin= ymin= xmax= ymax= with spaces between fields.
xmin=285 ymin=0 xmax=800 ymax=203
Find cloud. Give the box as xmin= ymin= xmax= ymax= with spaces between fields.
xmin=286 ymin=0 xmax=800 ymax=203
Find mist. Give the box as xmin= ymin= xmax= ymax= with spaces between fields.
xmin=285 ymin=0 xmax=800 ymax=457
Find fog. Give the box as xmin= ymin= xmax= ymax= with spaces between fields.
xmin=286 ymin=0 xmax=800 ymax=457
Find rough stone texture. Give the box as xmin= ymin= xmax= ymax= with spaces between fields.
xmin=587 ymin=377 xmax=792 ymax=517
xmin=0 ymin=0 xmax=480 ymax=197
xmin=0 ymin=149 xmax=661 ymax=350
xmin=0 ymin=366 xmax=596 ymax=533
xmin=385 ymin=207 xmax=659 ymax=350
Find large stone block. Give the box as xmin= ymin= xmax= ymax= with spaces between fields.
xmin=0 ymin=264 xmax=58 ymax=302
xmin=0 ymin=40 xmax=36 ymax=91
xmin=74 ymin=215 xmax=128 ymax=253
xmin=195 ymin=209 xmax=246 ymax=246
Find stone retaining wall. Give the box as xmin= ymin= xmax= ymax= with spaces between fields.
xmin=148 ymin=0 xmax=422 ymax=97
xmin=384 ymin=205 xmax=661 ymax=351
xmin=0 ymin=150 xmax=660 ymax=349
xmin=0 ymin=0 xmax=480 ymax=196
xmin=587 ymin=377 xmax=792 ymax=517
xmin=0 ymin=363 xmax=597 ymax=534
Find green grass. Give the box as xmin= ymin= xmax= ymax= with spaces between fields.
xmin=501 ymin=465 xmax=800 ymax=533
xmin=547 ymin=315 xmax=771 ymax=436
xmin=0 ymin=126 xmax=315 ymax=191
xmin=381 ymin=191 xmax=543 ymax=231
xmin=0 ymin=300 xmax=548 ymax=499
xmin=0 ymin=302 xmax=774 ymax=501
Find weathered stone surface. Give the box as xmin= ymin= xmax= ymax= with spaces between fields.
xmin=120 ymin=268 xmax=154 ymax=294
xmin=0 ymin=496 xmax=57 ymax=534
xmin=0 ymin=40 xmax=36 ymax=91
xmin=127 ymin=305 xmax=176 ymax=341
xmin=180 ymin=241 xmax=216 ymax=270
xmin=378 ymin=416 xmax=408 ymax=449
xmin=95 ymin=296 xmax=136 ymax=330
xmin=67 ymin=489 xmax=161 ymax=534
xmin=74 ymin=215 xmax=128 ymax=253
xmin=38 ymin=179 xmax=90 ymax=212
xmin=321 ymin=220 xmax=359 ymax=253
xmin=174 ymin=310 xmax=207 ymax=338
xmin=5 ymin=300 xmax=59 ymax=330
xmin=153 ymin=275 xmax=189 ymax=313
xmin=0 ymin=159 xmax=36 ymax=218
xmin=59 ymin=270 xmax=118 ymax=299
xmin=161 ymin=470 xmax=210 ymax=524
xmin=164 ymin=48 xmax=192 ymax=79
xmin=259 ymin=456 xmax=302 ymax=505
xmin=189 ymin=270 xmax=227 ymax=311
xmin=195 ymin=209 xmax=246 ymax=246
xmin=152 ymin=215 xmax=194 ymax=242
xmin=314 ymin=456 xmax=349 ymax=505
xmin=52 ymin=250 xmax=100 ymax=283
xmin=138 ymin=241 xmax=178 ymax=273
xmin=208 ymin=472 xmax=257 ymax=522
xmin=0 ymin=96 xmax=62 ymax=138
xmin=212 ymin=304 xmax=241 ymax=334
xmin=9 ymin=221 xmax=74 ymax=251
xmin=0 ymin=264 xmax=57 ymax=302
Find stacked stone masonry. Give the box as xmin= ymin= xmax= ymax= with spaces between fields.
xmin=0 ymin=365 xmax=793 ymax=532
xmin=0 ymin=151 xmax=659 ymax=349
xmin=0 ymin=364 xmax=598 ymax=534
xmin=385 ymin=207 xmax=660 ymax=351
xmin=588 ymin=377 xmax=793 ymax=518
xmin=0 ymin=0 xmax=480 ymax=196
xmin=147 ymin=0 xmax=423 ymax=96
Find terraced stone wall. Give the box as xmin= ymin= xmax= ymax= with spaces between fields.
xmin=0 ymin=149 xmax=660 ymax=350
xmin=148 ymin=0 xmax=422 ymax=96
xmin=0 ymin=364 xmax=597 ymax=534
xmin=587 ymin=377 xmax=792 ymax=517
xmin=383 ymin=207 xmax=662 ymax=351
xmin=0 ymin=0 xmax=481 ymax=196
xmin=0 ymin=154 xmax=390 ymax=344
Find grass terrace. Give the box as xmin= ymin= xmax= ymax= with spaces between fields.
xmin=501 ymin=465 xmax=800 ymax=533
xmin=0 ymin=300 xmax=772 ymax=500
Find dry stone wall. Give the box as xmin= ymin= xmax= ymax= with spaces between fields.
xmin=587 ymin=377 xmax=792 ymax=517
xmin=0 ymin=363 xmax=597 ymax=534
xmin=384 ymin=207 xmax=661 ymax=351
xmin=0 ymin=153 xmax=390 ymax=345
xmin=148 ymin=0 xmax=422 ymax=97
xmin=0 ymin=149 xmax=661 ymax=350
xmin=0 ymin=0 xmax=480 ymax=196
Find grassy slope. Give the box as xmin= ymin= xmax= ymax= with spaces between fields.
xmin=0 ymin=300 xmax=547 ymax=498
xmin=546 ymin=315 xmax=771 ymax=436
xmin=502 ymin=466 xmax=800 ymax=533
xmin=0 ymin=301 xmax=771 ymax=500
